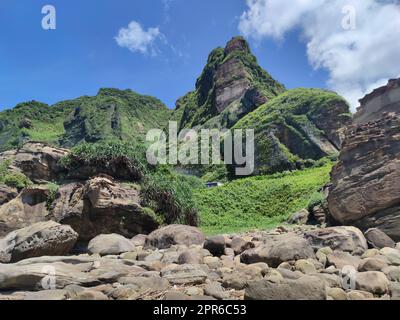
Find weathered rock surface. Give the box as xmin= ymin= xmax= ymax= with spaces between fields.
xmin=245 ymin=275 xmax=326 ymax=300
xmin=88 ymin=234 xmax=135 ymax=256
xmin=355 ymin=271 xmax=389 ymax=295
xmin=0 ymin=225 xmax=400 ymax=300
xmin=0 ymin=221 xmax=78 ymax=263
xmin=0 ymin=185 xmax=18 ymax=205
xmin=241 ymin=234 xmax=315 ymax=268
xmin=145 ymin=225 xmax=205 ymax=249
xmin=203 ymin=236 xmax=225 ymax=256
xmin=365 ymin=228 xmax=395 ymax=249
xmin=0 ymin=142 xmax=69 ymax=183
xmin=287 ymin=209 xmax=310 ymax=225
xmin=51 ymin=176 xmax=160 ymax=240
xmin=304 ymin=226 xmax=368 ymax=254
xmin=329 ymin=97 xmax=400 ymax=241
xmin=0 ymin=187 xmax=50 ymax=237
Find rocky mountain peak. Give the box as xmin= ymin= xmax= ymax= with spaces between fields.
xmin=175 ymin=37 xmax=285 ymax=130
xmin=224 ymin=36 xmax=251 ymax=55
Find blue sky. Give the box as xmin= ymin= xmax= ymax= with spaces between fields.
xmin=0 ymin=0 xmax=332 ymax=110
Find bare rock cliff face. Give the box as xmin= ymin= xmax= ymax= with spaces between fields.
xmin=328 ymin=78 xmax=400 ymax=240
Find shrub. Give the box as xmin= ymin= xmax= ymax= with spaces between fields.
xmin=0 ymin=160 xmax=32 ymax=189
xmin=46 ymin=182 xmax=59 ymax=210
xmin=141 ymin=171 xmax=199 ymax=226
xmin=60 ymin=141 xmax=151 ymax=181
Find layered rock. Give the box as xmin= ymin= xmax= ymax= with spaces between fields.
xmin=355 ymin=78 xmax=400 ymax=125
xmin=328 ymin=81 xmax=400 ymax=240
xmin=0 ymin=142 xmax=69 ymax=183
xmin=50 ymin=176 xmax=160 ymax=241
xmin=0 ymin=187 xmax=50 ymax=237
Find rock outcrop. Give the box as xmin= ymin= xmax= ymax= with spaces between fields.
xmin=329 ymin=78 xmax=400 ymax=241
xmin=0 ymin=187 xmax=50 ymax=237
xmin=51 ymin=176 xmax=160 ymax=241
xmin=0 ymin=142 xmax=69 ymax=183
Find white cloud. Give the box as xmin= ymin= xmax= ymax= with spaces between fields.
xmin=115 ymin=21 xmax=162 ymax=56
xmin=239 ymin=0 xmax=400 ymax=110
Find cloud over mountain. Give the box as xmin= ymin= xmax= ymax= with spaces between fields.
xmin=239 ymin=0 xmax=400 ymax=110
xmin=115 ymin=21 xmax=162 ymax=56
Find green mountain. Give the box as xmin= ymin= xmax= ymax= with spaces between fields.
xmin=0 ymin=88 xmax=172 ymax=151
xmin=233 ymin=88 xmax=352 ymax=175
xmin=174 ymin=36 xmax=286 ymax=130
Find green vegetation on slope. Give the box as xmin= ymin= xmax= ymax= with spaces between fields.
xmin=0 ymin=160 xmax=32 ymax=189
xmin=194 ymin=163 xmax=332 ymax=235
xmin=232 ymin=88 xmax=351 ymax=175
xmin=0 ymin=88 xmax=172 ymax=152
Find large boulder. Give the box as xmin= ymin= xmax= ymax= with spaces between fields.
xmin=240 ymin=234 xmax=315 ymax=268
xmin=364 ymin=228 xmax=395 ymax=249
xmin=304 ymin=226 xmax=368 ymax=254
xmin=0 ymin=221 xmax=78 ymax=263
xmin=50 ymin=176 xmax=160 ymax=241
xmin=0 ymin=142 xmax=69 ymax=183
xmin=0 ymin=187 xmax=50 ymax=237
xmin=145 ymin=225 xmax=205 ymax=249
xmin=328 ymin=82 xmax=400 ymax=241
xmin=245 ymin=275 xmax=326 ymax=300
xmin=355 ymin=271 xmax=390 ymax=295
xmin=88 ymin=234 xmax=135 ymax=256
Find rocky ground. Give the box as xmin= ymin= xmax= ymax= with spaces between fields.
xmin=1 ymin=222 xmax=400 ymax=300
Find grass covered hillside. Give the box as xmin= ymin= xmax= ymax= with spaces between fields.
xmin=0 ymin=88 xmax=172 ymax=151
xmin=233 ymin=88 xmax=352 ymax=175
xmin=195 ymin=163 xmax=332 ymax=235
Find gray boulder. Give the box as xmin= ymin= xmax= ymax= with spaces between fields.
xmin=145 ymin=225 xmax=205 ymax=249
xmin=0 ymin=221 xmax=78 ymax=263
xmin=88 ymin=234 xmax=135 ymax=256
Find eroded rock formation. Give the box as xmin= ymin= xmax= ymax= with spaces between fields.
xmin=329 ymin=78 xmax=400 ymax=240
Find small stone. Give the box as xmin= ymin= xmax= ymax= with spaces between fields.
xmin=204 ymin=282 xmax=229 ymax=300
xmin=230 ymin=237 xmax=255 ymax=255
xmin=131 ymin=234 xmax=148 ymax=246
xmin=362 ymin=249 xmax=380 ymax=258
xmin=327 ymin=288 xmax=347 ymax=300
xmin=347 ymin=290 xmax=374 ymax=300
xmin=380 ymin=248 xmax=400 ymax=266
xmin=356 ymin=271 xmax=389 ymax=295
xmin=185 ymin=287 xmax=203 ymax=296
xmin=204 ymin=236 xmax=226 ymax=256
xmin=264 ymin=269 xmax=283 ymax=284
xmin=203 ymin=256 xmax=222 ymax=269
xmin=120 ymin=251 xmax=137 ymax=261
xmin=382 ymin=266 xmax=400 ymax=282
xmin=358 ymin=258 xmax=388 ymax=272
xmin=178 ymin=250 xmax=202 ymax=265
xmin=295 ymin=259 xmax=317 ymax=274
